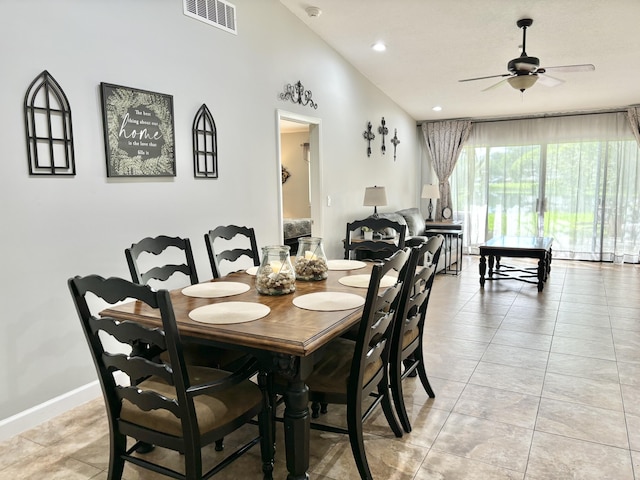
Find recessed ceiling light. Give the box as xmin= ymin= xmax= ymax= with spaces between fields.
xmin=432 ymin=106 xmax=442 ymax=112
xmin=372 ymin=42 xmax=386 ymax=52
xmin=305 ymin=6 xmax=322 ymax=18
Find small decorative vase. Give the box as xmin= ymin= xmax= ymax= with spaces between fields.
xmin=363 ymin=230 xmax=373 ymax=240
xmin=294 ymin=237 xmax=328 ymax=281
xmin=255 ymin=245 xmax=296 ymax=295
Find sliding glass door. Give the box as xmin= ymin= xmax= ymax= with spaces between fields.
xmin=450 ymin=112 xmax=640 ymax=263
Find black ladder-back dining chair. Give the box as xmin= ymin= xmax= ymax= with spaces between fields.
xmin=204 ymin=225 xmax=260 ymax=279
xmin=125 ymin=235 xmax=199 ymax=287
xmin=390 ymin=236 xmax=443 ymax=433
xmin=279 ymin=248 xmax=411 ymax=480
xmin=125 ymin=234 xmax=251 ymax=371
xmin=344 ymin=217 xmax=406 ymax=260
xmin=68 ymin=275 xmax=274 ymax=480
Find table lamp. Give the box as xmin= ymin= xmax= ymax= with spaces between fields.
xmin=421 ymin=184 xmax=440 ymax=221
xmin=363 ymin=186 xmax=387 ymax=216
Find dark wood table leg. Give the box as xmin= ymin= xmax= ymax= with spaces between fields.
xmin=488 ymin=255 xmax=495 ymax=277
xmin=284 ymin=379 xmax=310 ymax=480
xmin=273 ymin=354 xmax=311 ymax=480
xmin=479 ymin=254 xmax=486 ymax=287
xmin=537 ymin=257 xmax=545 ymax=292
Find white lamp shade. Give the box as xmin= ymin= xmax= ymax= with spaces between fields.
xmin=421 ymin=184 xmax=440 ymax=199
xmin=363 ymin=186 xmax=387 ymax=207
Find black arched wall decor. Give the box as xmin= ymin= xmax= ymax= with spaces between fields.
xmin=192 ymin=104 xmax=218 ymax=178
xmin=24 ymin=70 xmax=76 ymax=175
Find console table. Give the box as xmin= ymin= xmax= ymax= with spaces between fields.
xmin=424 ymin=220 xmax=463 ymax=231
xmin=425 ymin=228 xmax=463 ymax=275
xmin=479 ymin=236 xmax=553 ymax=291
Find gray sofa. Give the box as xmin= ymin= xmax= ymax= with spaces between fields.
xmin=374 ymin=208 xmax=460 ymax=273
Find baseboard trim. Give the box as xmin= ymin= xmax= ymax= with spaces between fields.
xmin=0 ymin=381 xmax=101 ymax=441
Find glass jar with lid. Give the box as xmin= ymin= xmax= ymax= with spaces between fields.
xmin=255 ymin=245 xmax=296 ymax=295
xmin=294 ymin=237 xmax=328 ymax=281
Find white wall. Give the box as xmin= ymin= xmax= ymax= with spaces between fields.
xmin=0 ymin=0 xmax=419 ymax=431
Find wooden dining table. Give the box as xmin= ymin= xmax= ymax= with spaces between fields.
xmin=101 ymin=261 xmax=374 ymax=480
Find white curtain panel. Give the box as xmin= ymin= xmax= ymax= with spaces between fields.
xmin=421 ymin=120 xmax=472 ymax=220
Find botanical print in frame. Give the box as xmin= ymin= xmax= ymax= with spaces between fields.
xmin=100 ymin=83 xmax=175 ymax=177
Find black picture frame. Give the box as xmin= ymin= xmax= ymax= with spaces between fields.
xmin=100 ymin=83 xmax=175 ymax=177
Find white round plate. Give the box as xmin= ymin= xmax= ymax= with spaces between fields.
xmin=188 ymin=302 xmax=270 ymax=324
xmin=181 ymin=282 xmax=250 ymax=298
xmin=293 ymin=292 xmax=365 ymax=311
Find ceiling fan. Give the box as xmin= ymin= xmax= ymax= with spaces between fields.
xmin=459 ymin=18 xmax=595 ymax=92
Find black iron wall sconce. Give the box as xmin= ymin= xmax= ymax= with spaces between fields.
xmin=363 ymin=122 xmax=375 ymax=157
xmin=378 ymin=117 xmax=388 ymax=155
xmin=280 ymin=80 xmax=318 ymax=109
xmin=391 ymin=129 xmax=400 ymax=161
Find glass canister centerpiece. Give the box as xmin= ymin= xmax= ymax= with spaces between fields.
xmin=255 ymin=245 xmax=296 ymax=295
xmin=294 ymin=237 xmax=328 ymax=281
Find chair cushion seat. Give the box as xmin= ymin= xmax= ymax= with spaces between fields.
xmin=403 ymin=328 xmax=419 ymax=349
xmin=305 ymin=338 xmax=383 ymax=396
xmin=120 ymin=365 xmax=262 ymax=437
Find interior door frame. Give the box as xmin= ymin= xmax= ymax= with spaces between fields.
xmin=276 ymin=109 xmax=323 ymax=243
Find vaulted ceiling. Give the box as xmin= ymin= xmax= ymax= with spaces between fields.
xmin=280 ymin=1 xmax=640 ymax=121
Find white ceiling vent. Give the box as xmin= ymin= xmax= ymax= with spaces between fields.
xmin=184 ymin=0 xmax=237 ymax=35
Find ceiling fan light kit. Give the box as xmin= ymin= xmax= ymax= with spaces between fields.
xmin=507 ymin=74 xmax=538 ymax=91
xmin=459 ymin=18 xmax=595 ymax=93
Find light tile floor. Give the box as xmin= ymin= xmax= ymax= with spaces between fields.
xmin=2 ymin=256 xmax=640 ymax=479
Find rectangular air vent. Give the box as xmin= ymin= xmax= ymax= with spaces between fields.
xmin=184 ymin=0 xmax=237 ymax=35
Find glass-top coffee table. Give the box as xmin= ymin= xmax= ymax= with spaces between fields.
xmin=479 ymin=236 xmax=553 ymax=292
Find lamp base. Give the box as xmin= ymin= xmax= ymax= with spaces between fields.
xmin=426 ymin=199 xmax=434 ymax=221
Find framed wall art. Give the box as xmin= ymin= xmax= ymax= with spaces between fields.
xmin=100 ymin=83 xmax=175 ymax=177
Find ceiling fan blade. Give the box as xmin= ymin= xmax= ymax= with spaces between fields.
xmin=459 ymin=73 xmax=510 ymax=83
xmin=537 ymin=73 xmax=565 ymax=87
xmin=541 ymin=64 xmax=595 ymax=73
xmin=482 ymin=78 xmax=510 ymax=92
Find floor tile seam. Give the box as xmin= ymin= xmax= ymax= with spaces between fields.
xmin=426 ymin=332 xmax=497 ymax=344
xmin=538 ymin=387 xmax=625 ymax=414
xmin=526 ymin=429 xmax=635 ymax=468
xmin=551 ymin=331 xmax=616 ymax=344
xmin=531 ymin=423 xmax=631 ymax=451
xmin=489 ymin=340 xmax=551 ymax=353
xmin=545 ymin=366 xmax=621 ymax=385
xmin=624 ymin=412 xmax=638 ymax=458
xmin=537 ymin=391 xmax=628 ymax=419
xmin=420 ymin=448 xmax=527 ymax=477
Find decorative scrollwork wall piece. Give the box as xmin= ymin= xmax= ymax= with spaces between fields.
xmin=391 ymin=128 xmax=400 ymax=161
xmin=24 ymin=70 xmax=76 ymax=175
xmin=378 ymin=117 xmax=388 ymax=154
xmin=280 ymin=80 xmax=318 ymax=109
xmin=192 ymin=103 xmax=218 ymax=178
xmin=363 ymin=122 xmax=375 ymax=157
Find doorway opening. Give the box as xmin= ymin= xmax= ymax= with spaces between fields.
xmin=276 ymin=110 xmax=322 ymax=249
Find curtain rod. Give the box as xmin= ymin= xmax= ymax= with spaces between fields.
xmin=417 ymin=106 xmax=633 ymax=126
